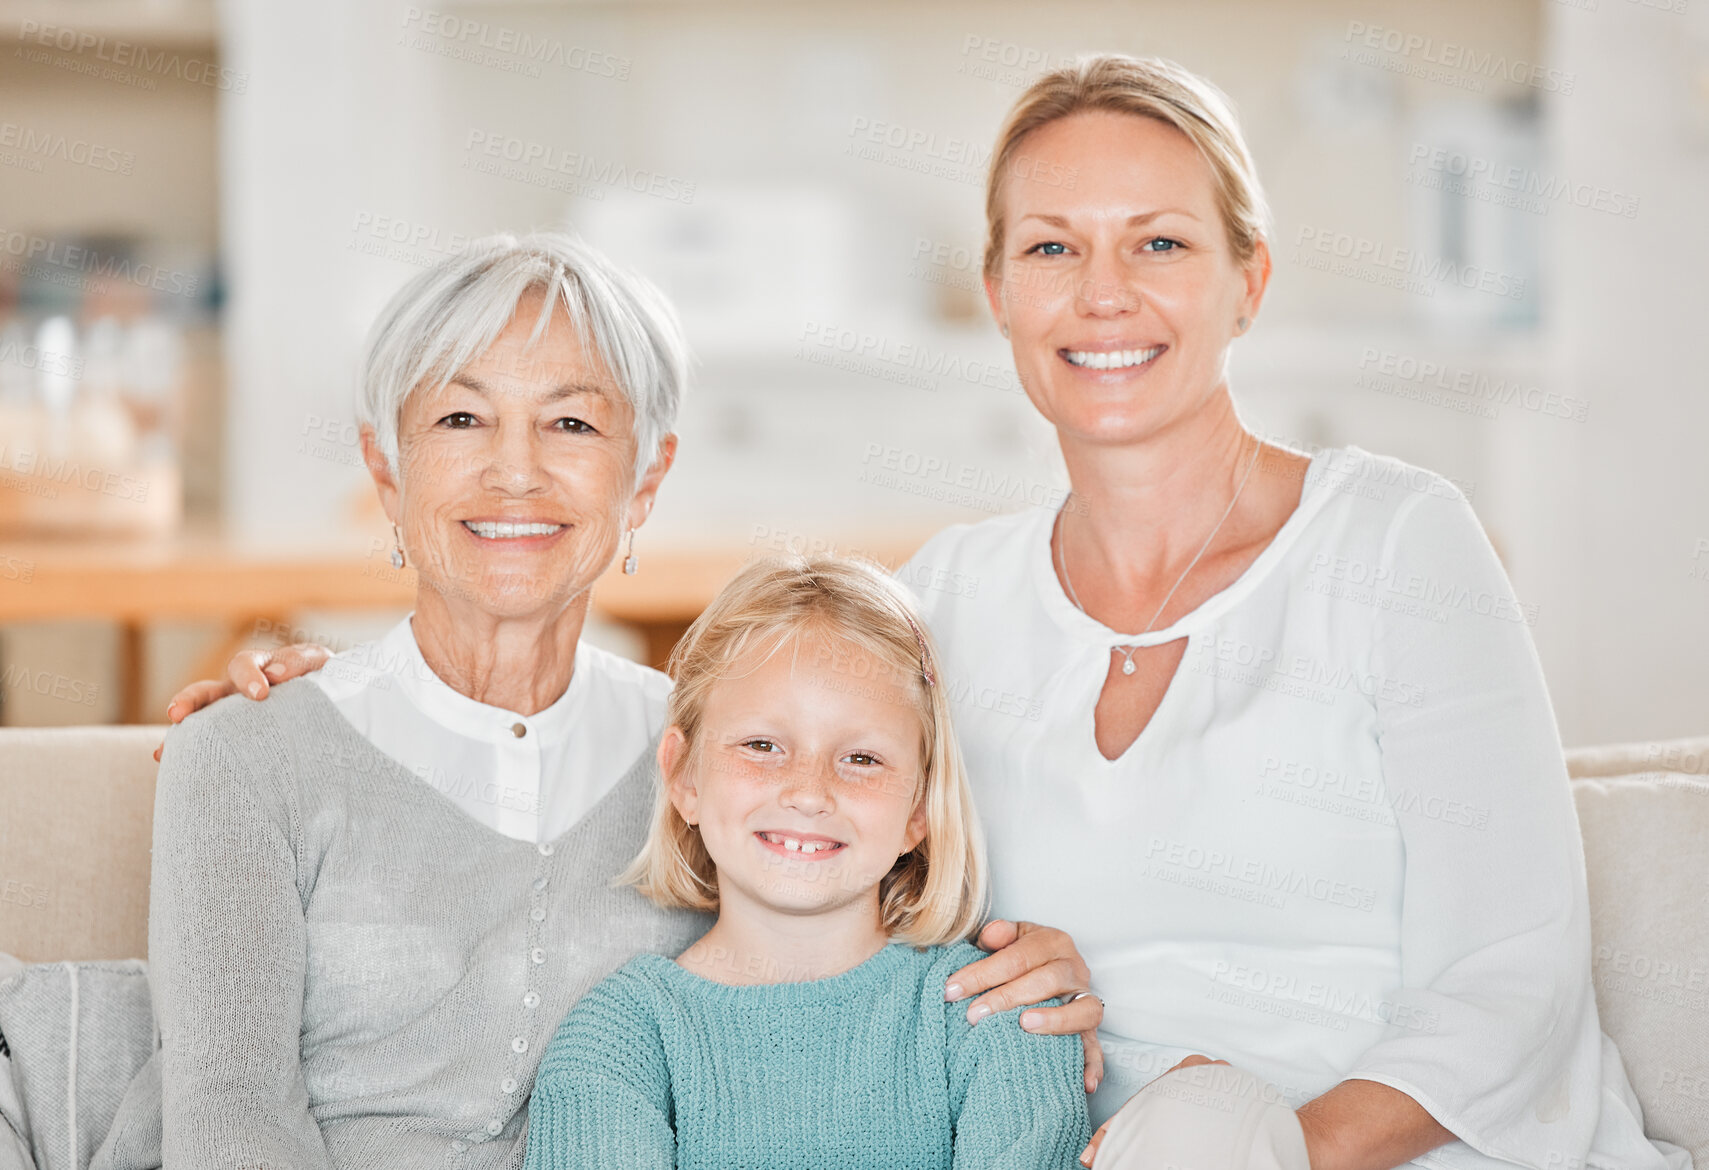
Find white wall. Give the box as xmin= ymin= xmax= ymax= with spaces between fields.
xmin=213 ymin=0 xmax=1705 ymax=743
xmin=1521 ymin=0 xmax=1709 ymax=743
xmin=216 ymin=0 xmax=1544 ymax=543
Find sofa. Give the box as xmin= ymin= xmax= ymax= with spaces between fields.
xmin=1 ymin=725 xmax=1706 ymax=1168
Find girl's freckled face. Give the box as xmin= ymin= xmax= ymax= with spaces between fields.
xmin=670 ymin=634 xmax=930 ymax=917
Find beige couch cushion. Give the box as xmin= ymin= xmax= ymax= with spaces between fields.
xmin=1566 ymin=736 xmax=1709 ymax=780
xmin=0 ymin=727 xmax=163 ymax=963
xmin=1572 ymin=771 xmax=1709 ymax=1164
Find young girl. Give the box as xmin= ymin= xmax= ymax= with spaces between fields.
xmin=522 ymin=556 xmax=1091 ymax=1169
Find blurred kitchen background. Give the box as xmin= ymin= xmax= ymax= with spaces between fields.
xmin=0 ymin=0 xmax=1704 ymax=746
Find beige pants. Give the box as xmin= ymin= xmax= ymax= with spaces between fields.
xmin=1092 ymin=1063 xmax=1312 ymax=1170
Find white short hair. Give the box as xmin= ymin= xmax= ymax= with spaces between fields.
xmin=358 ymin=232 xmax=689 ymax=483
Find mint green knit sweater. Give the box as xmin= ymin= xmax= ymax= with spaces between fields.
xmin=522 ymin=939 xmax=1090 ymax=1169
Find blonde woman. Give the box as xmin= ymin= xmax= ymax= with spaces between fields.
xmin=523 ymin=556 xmax=1089 ymax=1168
xmin=902 ymin=55 xmax=1686 ymax=1170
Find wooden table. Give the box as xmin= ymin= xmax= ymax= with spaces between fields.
xmin=0 ymin=527 xmax=937 ymax=723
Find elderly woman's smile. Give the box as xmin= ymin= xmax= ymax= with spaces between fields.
xmin=461 ymin=521 xmax=564 ymax=539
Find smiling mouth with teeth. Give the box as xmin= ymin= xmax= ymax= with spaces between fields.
xmin=461 ymin=521 xmax=565 ymax=539
xmin=755 ymin=831 xmax=846 ymax=856
xmin=1061 ymin=345 xmax=1166 ymax=371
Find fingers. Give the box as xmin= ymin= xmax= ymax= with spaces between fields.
xmin=1015 ymin=986 xmax=1103 ymax=1035
xmin=945 ymin=946 xmax=1014 ymax=1003
xmin=230 ymin=641 xmax=330 ymax=700
xmin=975 ymin=918 xmax=1019 ymax=953
xmin=166 ymin=678 xmax=238 ymax=722
xmin=1081 ymin=1029 xmax=1105 ymax=1095
xmin=228 ymin=650 xmax=274 ymax=700
xmin=262 ymin=642 xmax=331 ymax=685
xmin=1079 ymin=1120 xmax=1110 ymax=1167
xmin=945 ymin=924 xmax=1090 ymax=1005
xmin=1166 ymin=1054 xmax=1226 ymax=1074
xmin=964 ymin=959 xmax=1096 ymax=1026
xmin=165 ymin=640 xmax=330 ymax=727
xmin=1142 ymin=1054 xmax=1228 ymax=1091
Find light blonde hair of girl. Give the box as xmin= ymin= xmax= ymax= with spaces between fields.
xmin=983 ymin=53 xmax=1272 ymax=278
xmin=619 ymin=555 xmax=989 ymax=947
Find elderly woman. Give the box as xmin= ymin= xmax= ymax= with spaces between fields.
xmin=168 ymin=59 xmax=1686 ymax=1170
xmin=106 ymin=234 xmax=1096 ymax=1170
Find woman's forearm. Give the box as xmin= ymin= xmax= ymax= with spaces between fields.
xmin=1295 ymin=1079 xmax=1454 ymax=1170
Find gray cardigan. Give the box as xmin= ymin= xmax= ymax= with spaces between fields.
xmin=93 ymin=679 xmax=708 ymax=1170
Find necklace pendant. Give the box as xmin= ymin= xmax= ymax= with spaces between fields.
xmin=1121 ymin=656 xmax=1137 ymax=675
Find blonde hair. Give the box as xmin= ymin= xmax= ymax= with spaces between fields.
xmin=619 ymin=556 xmax=988 ymax=947
xmin=984 ymin=54 xmax=1271 ymax=277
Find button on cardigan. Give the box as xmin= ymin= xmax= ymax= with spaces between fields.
xmin=92 ymin=679 xmax=708 ymax=1170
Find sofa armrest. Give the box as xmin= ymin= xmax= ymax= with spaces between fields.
xmin=0 ymin=726 xmax=165 ymax=963
xmin=1565 ymin=735 xmax=1709 ymax=780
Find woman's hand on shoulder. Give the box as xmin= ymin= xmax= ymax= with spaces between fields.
xmin=153 ymin=642 xmax=332 ymax=761
xmin=944 ymin=918 xmax=1105 ymax=1093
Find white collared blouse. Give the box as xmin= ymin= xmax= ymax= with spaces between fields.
xmin=312 ymin=616 xmax=672 ymax=843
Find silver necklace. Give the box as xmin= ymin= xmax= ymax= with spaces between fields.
xmin=1056 ymin=438 xmax=1263 ymax=676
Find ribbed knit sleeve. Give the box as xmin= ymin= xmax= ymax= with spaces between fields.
xmin=149 ymin=706 xmax=333 ymax=1169
xmin=945 ymin=997 xmax=1090 ymax=1170
xmin=523 ymin=969 xmax=675 ymax=1169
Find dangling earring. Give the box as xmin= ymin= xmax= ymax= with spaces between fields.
xmin=623 ymin=527 xmax=638 ymax=575
xmin=390 ymin=525 xmax=406 ymax=570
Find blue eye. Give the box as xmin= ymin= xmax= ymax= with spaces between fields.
xmin=1026 ymin=241 xmax=1068 ymax=256
xmin=1142 ymin=238 xmax=1182 ymax=253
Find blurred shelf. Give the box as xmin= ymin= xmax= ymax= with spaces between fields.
xmin=0 ymin=0 xmax=217 ymax=48
xmin=0 ymin=524 xmax=411 ymax=723
xmin=0 ymin=527 xmax=410 ymax=623
xmin=0 ymin=524 xmax=941 ymax=721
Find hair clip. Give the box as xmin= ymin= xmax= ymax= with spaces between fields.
xmin=904 ymin=614 xmax=935 ymax=687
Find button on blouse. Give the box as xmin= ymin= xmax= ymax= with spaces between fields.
xmin=309 ymin=616 xmax=670 ymax=844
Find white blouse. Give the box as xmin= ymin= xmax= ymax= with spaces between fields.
xmin=311 ymin=616 xmax=672 ymax=843
xmin=903 ymin=446 xmax=1687 ymax=1170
